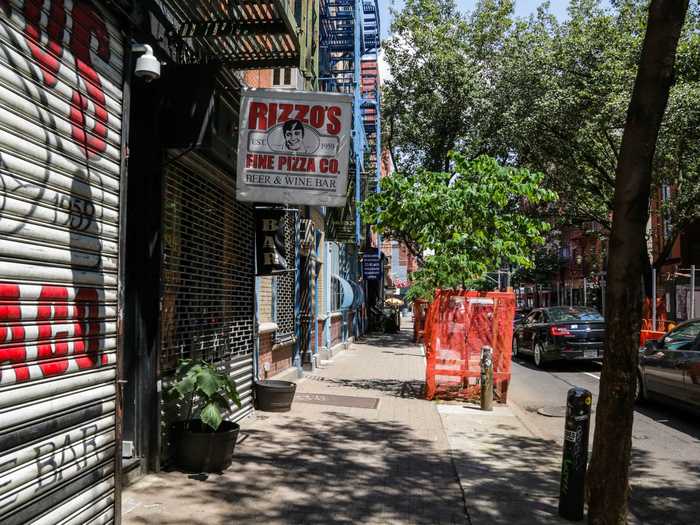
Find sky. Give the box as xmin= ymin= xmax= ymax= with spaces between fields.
xmin=376 ymin=1 xmax=603 ymax=82
xmin=379 ymin=1 xmax=572 ymax=39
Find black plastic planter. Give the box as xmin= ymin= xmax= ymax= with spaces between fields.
xmin=172 ymin=419 xmax=240 ymax=473
xmin=255 ymin=380 xmax=297 ymax=412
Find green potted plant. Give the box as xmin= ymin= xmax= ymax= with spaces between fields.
xmin=167 ymin=359 xmax=242 ymax=472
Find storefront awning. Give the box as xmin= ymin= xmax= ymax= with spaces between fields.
xmin=332 ymin=274 xmax=354 ymax=310
xmin=157 ymin=0 xmax=301 ymax=70
xmin=350 ymin=281 xmax=364 ymax=309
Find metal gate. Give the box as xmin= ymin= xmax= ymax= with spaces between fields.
xmin=160 ymin=155 xmax=255 ymax=427
xmin=299 ymin=219 xmax=316 ymax=365
xmin=0 ymin=1 xmax=124 ymax=524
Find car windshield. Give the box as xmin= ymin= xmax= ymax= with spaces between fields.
xmin=547 ymin=307 xmax=604 ymax=322
xmin=666 ymin=321 xmax=700 ymax=342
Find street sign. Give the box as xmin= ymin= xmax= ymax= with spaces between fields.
xmin=254 ymin=208 xmax=288 ymax=275
xmin=363 ymin=254 xmax=382 ymax=280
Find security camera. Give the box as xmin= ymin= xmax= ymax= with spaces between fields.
xmin=133 ymin=44 xmax=160 ymax=82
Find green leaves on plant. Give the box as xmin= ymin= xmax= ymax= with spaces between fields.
xmin=167 ymin=359 xmax=241 ymax=432
xmin=173 ymin=375 xmax=196 ymax=399
xmin=200 ymin=402 xmax=223 ymax=432
xmin=196 ymin=369 xmax=220 ymax=397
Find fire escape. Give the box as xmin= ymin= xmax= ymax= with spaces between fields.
xmin=320 ymin=0 xmax=381 ymax=246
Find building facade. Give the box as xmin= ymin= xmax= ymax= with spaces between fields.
xmin=0 ymin=0 xmax=328 ymax=522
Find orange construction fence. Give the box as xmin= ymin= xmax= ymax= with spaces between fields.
xmin=413 ymin=300 xmax=429 ymax=343
xmin=640 ymin=329 xmax=665 ymax=347
xmin=639 ymin=296 xmax=673 ymax=347
xmin=424 ymin=290 xmax=515 ymax=402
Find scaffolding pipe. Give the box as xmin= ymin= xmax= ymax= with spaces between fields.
xmin=570 ymin=283 xmax=573 ymax=307
xmin=692 ymin=264 xmax=696 ymax=319
xmin=376 ymin=79 xmax=382 ymax=258
xmin=652 ymin=267 xmax=657 ymax=331
xmin=353 ymin=0 xmax=363 ymax=245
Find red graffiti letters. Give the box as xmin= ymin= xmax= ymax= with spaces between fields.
xmin=19 ymin=0 xmax=111 ymax=157
xmin=0 ymin=282 xmax=106 ymax=385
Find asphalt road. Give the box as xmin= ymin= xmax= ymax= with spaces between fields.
xmin=509 ymin=357 xmax=700 ymax=525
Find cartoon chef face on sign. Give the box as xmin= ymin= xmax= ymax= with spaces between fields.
xmin=283 ymin=119 xmax=304 ymax=151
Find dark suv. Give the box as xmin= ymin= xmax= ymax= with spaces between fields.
xmin=512 ymin=306 xmax=605 ymax=368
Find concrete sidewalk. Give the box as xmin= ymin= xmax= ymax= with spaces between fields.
xmin=437 ymin=401 xmax=572 ymax=524
xmin=122 ymin=324 xmax=584 ymax=524
xmin=123 ymin=327 xmax=468 ymax=524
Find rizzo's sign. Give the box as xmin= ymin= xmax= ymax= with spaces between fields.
xmin=236 ymin=89 xmax=352 ymax=207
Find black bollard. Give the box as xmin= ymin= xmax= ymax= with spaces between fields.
xmin=558 ymin=387 xmax=593 ymax=521
xmin=480 ymin=346 xmax=494 ymax=411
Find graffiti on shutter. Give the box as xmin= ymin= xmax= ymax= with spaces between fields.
xmin=0 ymin=0 xmax=123 ymax=523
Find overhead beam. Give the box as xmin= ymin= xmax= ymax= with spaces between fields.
xmin=218 ymin=56 xmax=300 ymax=70
xmin=177 ymin=19 xmax=289 ymax=38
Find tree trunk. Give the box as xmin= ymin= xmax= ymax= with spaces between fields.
xmin=586 ymin=2 xmax=688 ymax=524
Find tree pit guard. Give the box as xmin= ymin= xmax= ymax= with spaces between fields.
xmin=413 ymin=299 xmax=429 ymax=343
xmin=424 ymin=290 xmax=515 ymax=402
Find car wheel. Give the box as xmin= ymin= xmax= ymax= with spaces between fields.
xmin=533 ymin=343 xmax=544 ymax=368
xmin=512 ymin=336 xmax=519 ymax=357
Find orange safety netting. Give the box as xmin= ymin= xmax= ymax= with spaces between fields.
xmin=640 ymin=297 xmax=673 ymax=346
xmin=424 ymin=289 xmax=515 ymax=402
xmin=413 ymin=300 xmax=429 ymax=343
xmin=640 ymin=329 xmax=665 ymax=347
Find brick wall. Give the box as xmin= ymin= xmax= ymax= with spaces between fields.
xmin=257 ymin=276 xmax=273 ymax=323
xmin=243 ymin=69 xmax=273 ymax=88
xmin=317 ymin=318 xmax=325 ymax=347
xmin=330 ymin=314 xmax=342 ymax=347
xmin=257 ymin=333 xmax=294 ymax=379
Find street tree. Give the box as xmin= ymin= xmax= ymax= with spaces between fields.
xmin=492 ymin=1 xmax=700 ymax=274
xmin=361 ymin=153 xmax=556 ymax=300
xmin=385 ymin=0 xmax=700 ymax=279
xmin=382 ymin=0 xmax=514 ymax=172
xmin=586 ymin=2 xmax=689 ymax=524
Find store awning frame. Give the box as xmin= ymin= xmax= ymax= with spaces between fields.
xmin=332 ymin=274 xmax=354 ymax=310
xmin=157 ymin=0 xmax=302 ymax=70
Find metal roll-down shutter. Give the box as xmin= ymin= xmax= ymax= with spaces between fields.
xmin=160 ymin=154 xmax=255 ymax=424
xmin=0 ymin=1 xmax=124 ymax=523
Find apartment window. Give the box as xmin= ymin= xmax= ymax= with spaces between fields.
xmin=331 ymin=276 xmax=343 ymax=312
xmin=273 ymin=67 xmax=293 ymax=87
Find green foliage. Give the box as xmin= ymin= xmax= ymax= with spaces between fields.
xmin=362 ymin=153 xmax=557 ymax=300
xmin=383 ymin=0 xmax=513 ymax=171
xmin=385 ymin=0 xmax=700 ymax=267
xmin=167 ymin=359 xmax=241 ymax=432
xmin=489 ymin=0 xmax=700 ymax=258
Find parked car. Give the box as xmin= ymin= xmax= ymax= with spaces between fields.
xmin=513 ymin=308 xmax=531 ymax=327
xmin=512 ymin=306 xmax=605 ymax=367
xmin=637 ymin=319 xmax=700 ymax=408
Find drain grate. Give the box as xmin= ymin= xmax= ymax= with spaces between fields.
xmin=295 ymin=393 xmax=380 ymax=409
